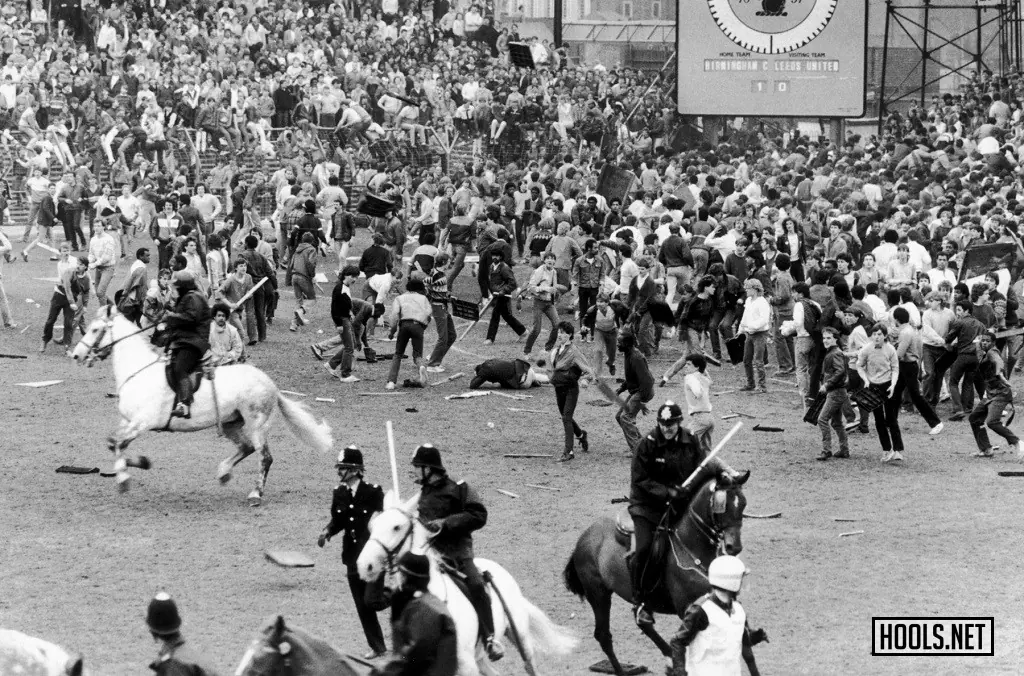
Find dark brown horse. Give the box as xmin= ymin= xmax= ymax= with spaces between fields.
xmin=563 ymin=474 xmax=764 ymax=676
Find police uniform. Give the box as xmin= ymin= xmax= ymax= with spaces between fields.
xmin=146 ymin=593 xmax=220 ymax=676
xmin=412 ymin=445 xmax=502 ymax=659
xmin=629 ymin=403 xmax=728 ymax=620
xmin=323 ymin=446 xmax=386 ymax=655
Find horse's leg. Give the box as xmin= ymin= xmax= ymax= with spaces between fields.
xmin=638 ymin=623 xmax=672 ymax=657
xmin=587 ymin=586 xmax=628 ymax=676
xmin=216 ymin=418 xmax=254 ymax=484
xmin=108 ymin=418 xmax=147 ymax=491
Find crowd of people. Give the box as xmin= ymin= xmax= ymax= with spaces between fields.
xmin=5 ymin=0 xmax=1024 ymax=673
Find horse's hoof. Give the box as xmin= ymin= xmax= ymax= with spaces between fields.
xmin=116 ymin=473 xmax=131 ymax=492
xmin=248 ymin=491 xmax=262 ymax=507
xmin=136 ymin=456 xmax=151 ymax=470
xmin=218 ymin=471 xmax=233 ymax=485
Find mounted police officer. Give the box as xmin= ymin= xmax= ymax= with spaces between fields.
xmin=158 ymin=269 xmax=211 ymax=419
xmin=411 ymin=443 xmax=505 ymax=661
xmin=318 ymin=445 xmax=387 ymax=659
xmin=373 ymin=551 xmax=458 ymax=676
xmin=145 ymin=592 xmax=220 ymax=675
xmin=629 ymin=401 xmax=739 ymax=627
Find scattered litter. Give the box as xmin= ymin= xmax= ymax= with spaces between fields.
xmin=19 ymin=324 xmax=31 ymax=334
xmin=34 ymin=277 xmax=60 ymax=283
xmin=730 ymin=411 xmax=757 ymax=419
xmin=525 ymin=484 xmax=560 ymax=492
xmin=265 ymin=550 xmax=315 ymax=568
xmin=715 ymin=390 xmax=736 ymax=396
xmin=589 ymin=658 xmax=647 ymax=674
xmin=504 ymin=454 xmax=552 ymax=459
xmin=491 ymin=390 xmax=531 ymax=400
xmin=37 ymin=243 xmax=60 ymax=255
xmin=752 ymin=424 xmax=784 ymax=432
xmin=99 ymin=472 xmax=116 ymax=478
xmin=496 ymin=489 xmax=519 ymax=499
xmin=0 ymin=353 xmax=28 ymax=359
xmin=105 ymin=393 xmax=118 ymax=398
xmin=25 ymin=298 xmax=35 ymax=303
xmin=833 ymin=518 xmax=860 ymax=522
xmin=17 ymin=380 xmax=64 ymax=388
xmin=55 ymin=466 xmax=99 ymax=475
xmin=430 ymin=372 xmax=465 ymax=387
xmin=839 ymin=530 xmax=865 ymax=538
xmin=746 ymin=512 xmax=782 ymax=519
xmin=721 ymin=414 xmax=740 ymax=420
xmin=405 ymin=408 xmax=418 ymax=413
xmin=313 ymin=272 xmax=329 ymax=284
xmin=507 ymin=407 xmax=555 ymax=415
xmin=586 ymin=399 xmax=613 ymax=407
xmin=770 ymin=378 xmax=797 ymax=387
xmin=315 ymin=397 xmax=336 ymax=403
xmin=359 ymin=392 xmax=409 ymax=396
xmin=280 ymin=390 xmax=307 ymax=397
xmin=445 ymin=390 xmax=491 ymax=400
xmin=997 ymin=471 xmax=1024 ymax=477
xmin=486 ymin=422 xmax=494 ymax=428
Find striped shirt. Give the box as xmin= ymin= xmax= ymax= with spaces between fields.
xmin=428 ymin=269 xmax=450 ymax=305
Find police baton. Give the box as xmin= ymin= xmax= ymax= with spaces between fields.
xmin=679 ymin=421 xmax=743 ymax=492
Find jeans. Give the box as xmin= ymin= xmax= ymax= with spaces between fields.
xmin=921 ymin=344 xmax=947 ymax=404
xmin=476 ymin=249 xmax=493 ymax=298
xmin=326 ymin=319 xmax=355 ymax=376
xmin=486 ymin=295 xmax=525 ymax=340
xmin=687 ymin=411 xmax=715 ymax=455
xmin=708 ymin=308 xmax=735 ymax=358
xmin=42 ymin=292 xmax=73 ymax=344
xmin=869 ymin=382 xmax=903 ymax=452
xmin=664 ymin=266 xmax=691 ymax=309
xmin=93 ymin=266 xmax=115 ymax=305
xmin=742 ymin=330 xmax=769 ymax=388
xmin=387 ymin=320 xmax=425 ymax=385
xmin=61 ymin=209 xmax=86 ymax=250
xmin=427 ymin=303 xmax=455 ymax=366
xmin=578 ymin=286 xmax=598 ymax=333
xmin=773 ymin=312 xmax=794 ymax=371
xmin=616 ymin=391 xmax=650 ymax=454
xmin=948 ymin=352 xmax=979 ymax=414
xmin=893 ymin=361 xmax=940 ymax=428
xmin=795 ymin=335 xmax=816 ymax=404
xmin=0 ymin=278 xmax=12 ymax=326
xmin=554 ymin=385 xmax=583 ymax=455
xmin=969 ymin=392 xmax=1019 ymax=452
xmin=594 ymin=327 xmax=617 ymax=375
xmin=446 ymin=244 xmax=468 ymax=288
xmin=817 ymin=388 xmax=850 ymax=455
xmin=524 ymin=299 xmax=558 ymax=354
xmin=24 ymin=200 xmax=41 ymax=240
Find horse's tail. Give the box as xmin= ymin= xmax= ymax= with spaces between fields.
xmin=563 ymin=555 xmax=585 ymax=600
xmin=522 ymin=597 xmax=578 ymax=656
xmin=276 ymin=393 xmax=333 ymax=454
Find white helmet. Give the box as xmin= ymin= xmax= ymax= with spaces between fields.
xmin=707 ymin=555 xmax=746 ymax=593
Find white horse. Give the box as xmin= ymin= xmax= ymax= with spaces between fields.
xmin=71 ymin=306 xmax=333 ymax=505
xmin=0 ymin=629 xmax=87 ymax=676
xmin=357 ymin=491 xmax=577 ymax=676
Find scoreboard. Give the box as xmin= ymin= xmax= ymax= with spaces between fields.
xmin=676 ymin=0 xmax=867 ymax=117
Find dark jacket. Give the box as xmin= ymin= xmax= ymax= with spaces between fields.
xmin=238 ymin=248 xmax=278 ymax=290
xmin=331 ymin=211 xmax=355 ymax=242
xmin=445 ymin=216 xmax=475 ymax=247
xmin=378 ymin=592 xmax=458 ymax=676
xmin=418 ymin=476 xmax=487 ymax=560
xmin=659 ymin=234 xmax=693 ymax=268
xmin=163 ymin=284 xmax=211 ymax=353
xmin=618 ymin=348 xmax=655 ymax=401
xmin=821 ymin=344 xmax=848 ymax=392
xmin=487 ymin=262 xmax=517 ymax=296
xmin=629 ymin=426 xmax=725 ymax=523
xmin=359 ymin=245 xmax=393 ymax=277
xmin=330 ymin=284 xmax=354 ymax=325
xmin=150 ymin=636 xmax=219 ymax=676
xmin=38 ymin=194 xmax=57 ymax=227
xmin=325 ymin=480 xmax=384 ymax=568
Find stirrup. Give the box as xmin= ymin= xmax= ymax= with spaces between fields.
xmin=172 ymin=403 xmax=191 ymax=419
xmin=633 ymin=603 xmax=655 ymax=627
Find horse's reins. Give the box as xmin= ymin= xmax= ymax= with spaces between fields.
xmin=661 ymin=489 xmax=732 ymax=579
xmin=82 ymin=318 xmax=164 ymax=395
xmin=371 ymin=507 xmax=454 ymax=604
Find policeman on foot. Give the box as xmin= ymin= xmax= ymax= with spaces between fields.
xmin=145 ymin=592 xmax=220 ymax=675
xmin=411 ymin=443 xmax=505 ymax=661
xmin=373 ymin=552 xmax=458 ymax=676
xmin=629 ymin=401 xmax=740 ymax=627
xmin=318 ymin=445 xmax=387 ymax=659
xmin=669 ymin=555 xmax=768 ymax=676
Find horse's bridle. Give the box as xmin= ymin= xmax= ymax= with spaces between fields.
xmin=80 ymin=316 xmax=156 ymax=366
xmin=369 ymin=507 xmax=417 ymax=575
xmin=237 ymin=640 xmax=295 ymax=676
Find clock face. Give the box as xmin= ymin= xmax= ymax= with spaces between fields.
xmin=706 ymin=0 xmax=839 ymax=54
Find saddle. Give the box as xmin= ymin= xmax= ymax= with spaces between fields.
xmin=614 ymin=508 xmax=635 ymax=550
